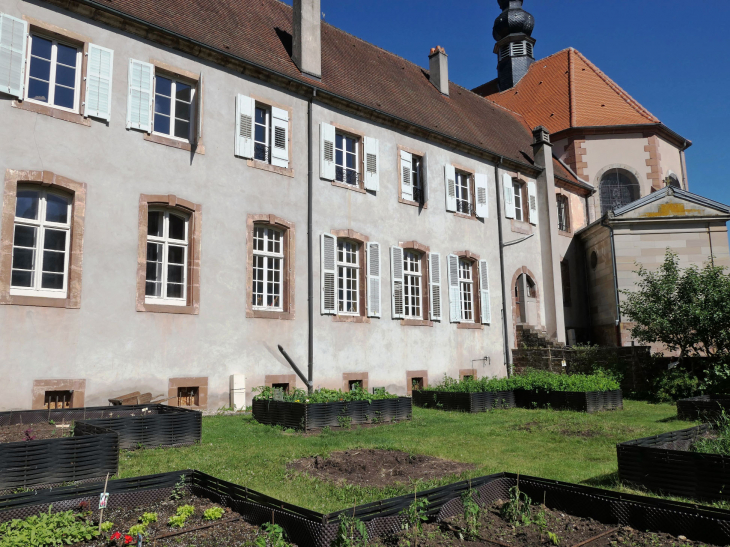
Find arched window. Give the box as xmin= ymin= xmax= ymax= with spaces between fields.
xmin=556 ymin=194 xmax=570 ymax=232
xmin=599 ymin=169 xmax=641 ymax=215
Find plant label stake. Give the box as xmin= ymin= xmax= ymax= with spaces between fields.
xmin=137 ymin=532 xmax=143 ymax=546
xmin=98 ymin=473 xmax=110 ymax=534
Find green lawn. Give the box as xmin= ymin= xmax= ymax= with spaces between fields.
xmin=119 ymin=401 xmax=698 ymax=514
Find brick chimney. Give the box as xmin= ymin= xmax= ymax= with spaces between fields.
xmin=429 ymin=46 xmax=449 ymax=96
xmin=293 ymin=0 xmax=322 ymax=79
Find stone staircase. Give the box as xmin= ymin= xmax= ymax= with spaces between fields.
xmin=515 ymin=324 xmax=565 ymax=349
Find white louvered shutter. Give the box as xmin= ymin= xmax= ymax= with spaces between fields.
xmin=527 ymin=180 xmax=538 ymax=226
xmin=126 ymin=59 xmax=154 ymax=132
xmin=0 ymin=14 xmax=27 ymax=99
xmin=400 ymin=150 xmax=413 ymax=201
xmin=502 ymin=173 xmax=516 ymax=219
xmin=363 ymin=136 xmax=379 ymax=191
xmin=271 ymin=106 xmax=289 ymax=168
xmin=390 ymin=246 xmax=405 ymax=319
xmin=429 ymin=252 xmax=442 ymax=322
xmin=444 ymin=164 xmax=457 ymax=212
xmin=447 ymin=254 xmax=461 ymax=323
xmin=421 ymin=152 xmax=429 ymax=203
xmin=235 ymin=94 xmax=255 ymax=159
xmin=367 ymin=242 xmax=381 ymax=318
xmin=84 ymin=43 xmax=114 ymax=121
xmin=320 ymin=122 xmax=336 ymax=181
xmin=475 ymin=172 xmax=489 ymax=219
xmin=479 ymin=259 xmax=491 ymax=325
xmin=320 ymin=234 xmax=337 ymax=315
xmin=193 ymin=73 xmax=203 ymax=145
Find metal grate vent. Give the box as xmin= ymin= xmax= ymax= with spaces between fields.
xmin=274 ymin=126 xmax=286 ymax=149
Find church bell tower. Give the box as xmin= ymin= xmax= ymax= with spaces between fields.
xmin=493 ymin=0 xmax=536 ymax=91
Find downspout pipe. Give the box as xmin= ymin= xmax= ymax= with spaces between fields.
xmin=494 ymin=158 xmax=512 ymax=377
xmin=601 ymin=216 xmax=622 ymax=347
xmin=307 ymin=88 xmax=316 ymax=394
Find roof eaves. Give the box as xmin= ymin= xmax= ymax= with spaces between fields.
xmin=612 ymin=186 xmax=730 ymax=216
xmin=552 ymin=154 xmax=594 ymax=193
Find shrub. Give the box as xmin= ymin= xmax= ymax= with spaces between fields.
xmin=0 ymin=507 xmax=99 ymax=547
xmin=425 ymin=370 xmax=619 ymax=394
xmin=652 ymin=367 xmax=700 ymax=403
xmin=253 ymin=386 xmax=397 ymax=403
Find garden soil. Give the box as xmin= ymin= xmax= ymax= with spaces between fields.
xmin=0 ymin=422 xmax=70 ymax=443
xmin=288 ymin=449 xmax=475 ymax=487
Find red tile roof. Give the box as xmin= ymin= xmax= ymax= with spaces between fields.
xmin=477 ymin=48 xmax=660 ymax=135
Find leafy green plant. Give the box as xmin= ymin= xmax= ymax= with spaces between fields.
xmin=255 ymin=522 xmax=291 ymax=547
xmin=337 ymin=414 xmax=352 ymax=429
xmin=425 ymin=370 xmax=619 ymax=394
xmin=203 ymin=507 xmax=225 ymax=521
xmin=0 ymin=507 xmax=98 ymax=547
xmin=501 ymin=485 xmax=533 ymax=526
xmin=252 ymin=386 xmax=397 ymax=404
xmin=167 ymin=505 xmax=195 ymax=528
xmin=547 ymin=531 xmax=560 ymax=545
xmin=170 ymin=474 xmax=186 ymax=500
xmin=333 ymin=515 xmax=368 ymax=547
xmin=460 ymin=489 xmax=482 ymax=539
xmin=139 ymin=512 xmax=157 ymax=525
xmin=693 ymin=411 xmax=730 ymax=456
xmin=128 ymin=523 xmax=147 ymax=537
xmin=100 ymin=521 xmax=114 ymax=533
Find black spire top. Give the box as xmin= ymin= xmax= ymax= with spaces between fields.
xmin=493 ymin=0 xmax=535 ymax=42
xmin=492 ymin=0 xmax=536 ymax=91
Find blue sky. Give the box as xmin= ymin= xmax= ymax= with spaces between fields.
xmin=283 ymin=0 xmax=730 ymax=204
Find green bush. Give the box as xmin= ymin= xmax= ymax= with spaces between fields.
xmin=651 ymin=367 xmax=700 ymax=403
xmin=252 ymin=386 xmax=397 ymax=403
xmin=0 ymin=507 xmax=98 ymax=547
xmin=425 ymin=370 xmax=619 ymax=394
xmin=692 ymin=413 xmax=730 ymax=456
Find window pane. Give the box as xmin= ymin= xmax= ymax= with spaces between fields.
xmin=27 ymin=78 xmax=49 ymax=102
xmin=45 ymin=194 xmax=69 ymax=224
xmin=173 ymin=119 xmax=190 ymax=140
xmin=56 ymin=43 xmax=77 ymax=67
xmin=13 ymin=225 xmax=36 ymax=248
xmin=16 ymin=191 xmax=39 ymax=220
xmin=145 ymin=281 xmax=161 ymax=297
xmin=167 ymin=263 xmax=184 ymax=283
xmin=335 ymin=149 xmax=343 ymax=165
xmin=175 ymin=83 xmax=191 ymax=102
xmin=29 ymin=56 xmax=50 ymax=81
xmin=55 ymin=64 xmax=76 ymax=88
xmin=155 ymin=76 xmax=172 ymax=97
xmin=42 ymin=250 xmax=65 ymax=272
xmin=12 ymin=247 xmax=34 ymax=270
xmin=147 ymin=211 xmax=163 ymax=237
xmin=169 ymin=214 xmax=186 ymax=240
xmin=154 ymin=113 xmax=170 ymax=135
xmin=145 ymin=260 xmax=162 ymax=281
xmin=41 ymin=272 xmax=64 ymax=289
xmin=166 ymin=281 xmax=183 ymax=299
xmin=146 ymin=241 xmax=162 ymax=262
xmin=175 ymin=100 xmax=191 ymax=121
xmin=11 ymin=270 xmax=32 ymax=287
xmin=255 ymin=107 xmax=266 ymax=125
xmin=346 ymin=153 xmax=355 ymax=169
xmin=168 ymin=245 xmax=184 ymax=264
xmin=345 ymin=137 xmax=355 ymax=153
xmin=154 ymin=95 xmax=171 ymax=115
xmin=336 ymin=133 xmax=343 ymax=148
xmin=44 ymin=229 xmax=66 ymax=251
xmin=53 ymin=85 xmax=75 ymax=109
xmin=254 ymin=124 xmax=266 ymax=143
xmin=31 ymin=36 xmax=52 ymax=59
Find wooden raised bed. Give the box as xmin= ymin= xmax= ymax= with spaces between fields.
xmin=514 ymin=388 xmax=623 ymax=413
xmin=411 ymin=390 xmax=515 ymax=412
xmin=252 ymin=397 xmax=411 ymax=430
xmin=617 ymin=424 xmax=730 ymax=503
xmin=677 ymin=394 xmax=730 ymax=422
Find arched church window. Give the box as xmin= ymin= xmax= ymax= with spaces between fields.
xmin=599 ymin=169 xmax=640 ymax=215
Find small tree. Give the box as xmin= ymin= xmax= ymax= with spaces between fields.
xmin=621 ymin=250 xmax=730 ymax=360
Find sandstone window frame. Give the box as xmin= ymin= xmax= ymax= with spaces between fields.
xmin=330 ymin=229 xmax=369 ymax=323
xmin=451 ymin=163 xmax=477 ymax=220
xmin=246 ymin=214 xmax=295 ymax=320
xmin=136 ymin=194 xmax=201 ymax=315
xmin=453 ymin=250 xmax=484 ymax=330
xmin=168 ymin=376 xmax=207 ymax=410
xmin=330 ymin=123 xmax=366 ymax=194
xmin=343 ymin=372 xmax=369 ymax=392
xmin=32 ymin=378 xmax=86 ymax=410
xmin=0 ymin=169 xmax=86 ymax=309
xmin=557 ymin=193 xmax=571 ymax=235
xmin=406 ymin=370 xmax=428 ymax=395
xmin=397 ymin=144 xmax=429 ymax=209
xmin=246 ymin=94 xmax=294 ymax=178
xmin=399 ymin=241 xmax=433 ymax=327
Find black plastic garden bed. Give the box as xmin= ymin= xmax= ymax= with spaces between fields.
xmin=2 ymin=468 xmax=730 ymax=546
xmin=252 ymin=397 xmax=412 ymax=430
xmin=411 ymin=390 xmax=515 ymax=412
xmin=617 ymin=424 xmax=730 ymax=503
xmin=677 ymin=394 xmax=730 ymax=422
xmin=514 ymin=388 xmax=623 ymax=412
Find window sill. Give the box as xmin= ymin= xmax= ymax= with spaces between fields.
xmin=401 ymin=319 xmax=433 ymax=327
xmin=1 ymin=294 xmax=77 ymax=309
xmin=329 ymin=179 xmax=366 ymax=194
xmin=144 ymin=133 xmax=205 ymax=155
xmin=333 ymin=315 xmax=370 ymax=323
xmin=246 ymin=159 xmax=294 ymax=178
xmin=137 ymin=303 xmax=198 ymax=315
xmin=457 ymin=322 xmax=483 ymax=330
xmin=247 ymin=309 xmax=294 ymax=320
xmin=454 ymin=212 xmax=476 ymax=221
xmin=510 ymin=219 xmax=533 ymax=235
xmin=13 ymin=100 xmax=90 ymax=127
xmin=558 ymin=229 xmax=573 ymax=238
xmin=399 ymin=197 xmax=428 ymax=209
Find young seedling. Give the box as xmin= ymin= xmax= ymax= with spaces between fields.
xmin=203 ymin=507 xmax=225 ymax=521
xmin=255 ymin=522 xmax=291 ymax=547
xmin=400 ymin=487 xmax=428 ymax=547
xmin=461 ymin=489 xmax=482 ymax=539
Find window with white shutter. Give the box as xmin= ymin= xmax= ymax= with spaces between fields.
xmin=502 ymin=173 xmax=516 ymax=219
xmin=127 ymin=59 xmax=154 ymax=132
xmin=271 ymin=106 xmax=289 ymax=168
xmin=390 ymin=246 xmax=405 ymax=319
xmin=363 ymin=136 xmax=379 ymax=192
xmin=193 ymin=73 xmax=203 ymax=146
xmin=400 ymin=150 xmax=413 ymax=202
xmin=399 ymin=149 xmax=426 ymax=205
xmin=235 ymin=94 xmax=255 ymax=159
xmin=0 ymin=14 xmax=28 ymax=99
xmin=446 ymin=254 xmax=460 ymax=323
xmin=320 ymin=233 xmax=337 ymax=315
xmin=429 ymin=252 xmax=442 ymax=321
xmin=25 ymin=34 xmax=82 ymax=113
xmin=474 ymin=173 xmax=489 ymax=219
xmin=444 ymin=165 xmax=457 ymax=212
xmin=84 ymin=43 xmax=114 ymax=121
xmin=527 ymin=180 xmax=538 ymax=226
xmin=366 ymin=242 xmax=381 ymax=318
xmin=320 ymin=122 xmax=336 ymax=181
xmin=479 ymin=259 xmax=491 ymax=324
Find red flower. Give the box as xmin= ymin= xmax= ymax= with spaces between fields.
xmin=110 ymin=532 xmax=122 ymax=540
xmin=124 ymin=535 xmax=134 ymax=544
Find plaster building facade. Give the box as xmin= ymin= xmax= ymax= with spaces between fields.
xmin=0 ymin=0 xmax=725 ymax=410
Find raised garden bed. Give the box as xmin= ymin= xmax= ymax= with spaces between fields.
xmin=412 ymin=390 xmax=515 ymax=412
xmin=252 ymin=397 xmax=412 ymax=430
xmin=617 ymin=424 xmax=730 ymax=503
xmin=514 ymin=388 xmax=623 ymax=413
xmin=2 ymin=469 xmax=729 ymax=546
xmin=677 ymin=394 xmax=730 ymax=422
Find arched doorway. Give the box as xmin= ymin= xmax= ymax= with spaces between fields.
xmin=599 ymin=168 xmax=641 ymax=215
xmin=514 ymin=273 xmax=537 ymax=325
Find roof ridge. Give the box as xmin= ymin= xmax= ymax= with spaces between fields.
xmin=572 ymin=49 xmax=659 ymax=123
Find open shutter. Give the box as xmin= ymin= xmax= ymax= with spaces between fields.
xmin=367 ymin=242 xmax=381 ymax=318
xmin=235 ymin=94 xmax=255 ymax=159
xmin=193 ymin=73 xmax=203 ymax=145
xmin=421 ymin=152 xmax=429 ymax=203
xmin=527 ymin=180 xmax=538 ymax=226
xmin=363 ymin=136 xmax=379 ymax=191
xmin=320 ymin=122 xmax=336 ymax=181
xmin=320 ymin=233 xmax=337 ymax=315
xmin=447 ymin=254 xmax=461 ymax=323
xmin=429 ymin=252 xmax=442 ymax=322
xmin=390 ymin=246 xmax=405 ymax=319
xmin=271 ymin=106 xmax=289 ymax=168
xmin=475 ymin=172 xmax=489 ymax=219
xmin=479 ymin=259 xmax=491 ymax=325
xmin=126 ymin=59 xmax=154 ymax=132
xmin=84 ymin=43 xmax=114 ymax=121
xmin=444 ymin=164 xmax=456 ymax=212
xmin=502 ymin=173 xmax=515 ymax=219
xmin=0 ymin=14 xmax=27 ymax=99
xmin=400 ymin=150 xmax=413 ymax=201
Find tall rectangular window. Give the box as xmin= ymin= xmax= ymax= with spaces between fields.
xmin=557 ymin=194 xmax=570 ymax=232
xmin=337 ymin=240 xmax=359 ymax=314
xmin=458 ymin=259 xmax=474 ymax=322
xmin=513 ymin=181 xmax=524 ymax=221
xmin=412 ymin=155 xmax=424 ymax=204
xmin=456 ymin=172 xmax=472 ymax=215
xmin=403 ymin=250 xmax=422 ymax=319
xmin=252 ymin=226 xmax=283 ymax=311
xmin=335 ymin=133 xmax=359 ymax=186
xmin=153 ymin=75 xmax=194 ymax=141
xmin=254 ymin=104 xmax=271 ymax=163
xmin=25 ymin=35 xmax=81 ymax=112
xmin=11 ymin=186 xmax=71 ymax=298
xmin=145 ymin=209 xmax=188 ymax=305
